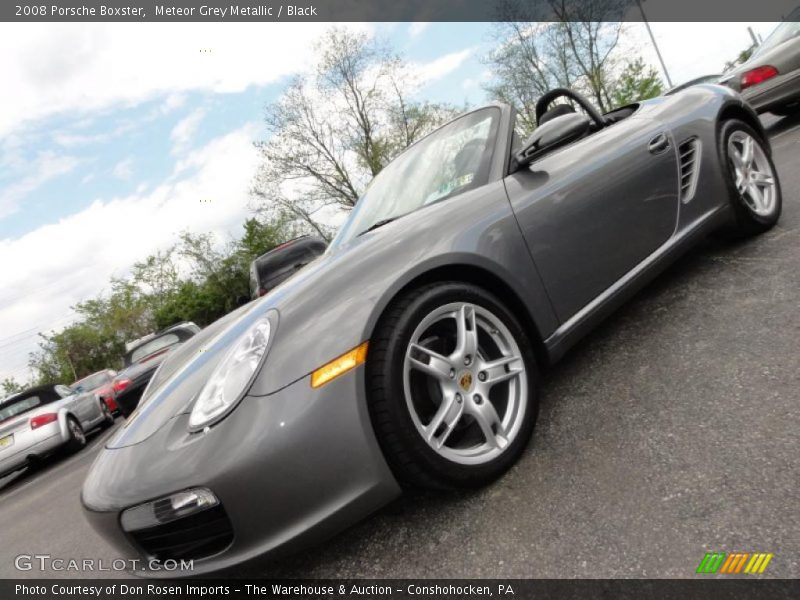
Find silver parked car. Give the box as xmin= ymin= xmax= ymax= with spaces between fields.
xmin=0 ymin=384 xmax=114 ymax=477
xmin=722 ymin=8 xmax=800 ymax=115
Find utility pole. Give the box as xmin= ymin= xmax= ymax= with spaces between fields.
xmin=636 ymin=0 xmax=673 ymax=88
xmin=747 ymin=26 xmax=761 ymax=48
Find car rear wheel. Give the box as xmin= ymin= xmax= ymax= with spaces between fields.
xmin=367 ymin=282 xmax=539 ymax=489
xmin=65 ymin=417 xmax=87 ymax=452
xmin=719 ymin=119 xmax=781 ymax=236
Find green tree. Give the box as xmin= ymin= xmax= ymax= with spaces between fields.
xmin=25 ymin=214 xmax=298 ymax=385
xmin=28 ymin=279 xmax=155 ymax=385
xmin=153 ymin=217 xmax=295 ymax=329
xmin=1 ymin=377 xmax=25 ymax=396
xmin=724 ymin=44 xmax=756 ymax=72
xmin=486 ymin=0 xmax=627 ymax=134
xmin=610 ymin=58 xmax=664 ymax=108
xmin=252 ymin=27 xmax=459 ymax=237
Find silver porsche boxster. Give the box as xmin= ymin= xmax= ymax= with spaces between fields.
xmin=82 ymin=84 xmax=781 ymax=576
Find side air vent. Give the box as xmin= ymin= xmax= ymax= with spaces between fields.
xmin=678 ymin=138 xmax=700 ymax=203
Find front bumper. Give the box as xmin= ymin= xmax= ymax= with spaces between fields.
xmin=81 ymin=365 xmax=400 ymax=576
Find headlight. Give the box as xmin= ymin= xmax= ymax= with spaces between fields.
xmin=188 ymin=314 xmax=271 ymax=430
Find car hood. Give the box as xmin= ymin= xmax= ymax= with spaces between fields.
xmin=106 ymin=300 xmax=277 ymax=449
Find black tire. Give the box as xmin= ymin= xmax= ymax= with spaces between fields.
xmin=65 ymin=417 xmax=87 ymax=453
xmin=718 ymin=119 xmax=782 ymax=237
xmin=100 ymin=401 xmax=115 ymax=428
xmin=367 ymin=282 xmax=539 ymax=490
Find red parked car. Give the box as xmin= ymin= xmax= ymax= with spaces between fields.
xmin=71 ymin=370 xmax=120 ymax=415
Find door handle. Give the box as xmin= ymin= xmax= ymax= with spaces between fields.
xmin=648 ymin=133 xmax=670 ymax=154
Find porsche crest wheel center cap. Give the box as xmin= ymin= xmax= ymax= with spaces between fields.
xmin=458 ymin=370 xmax=474 ymax=391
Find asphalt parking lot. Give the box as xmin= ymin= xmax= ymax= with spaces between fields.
xmin=1 ymin=113 xmax=798 ymax=580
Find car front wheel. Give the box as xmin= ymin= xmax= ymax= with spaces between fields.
xmin=65 ymin=417 xmax=87 ymax=452
xmin=367 ymin=282 xmax=539 ymax=489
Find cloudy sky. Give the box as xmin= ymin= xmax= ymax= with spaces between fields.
xmin=0 ymin=20 xmax=779 ymax=384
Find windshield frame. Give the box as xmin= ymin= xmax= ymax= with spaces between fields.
xmin=328 ymin=105 xmax=509 ymax=251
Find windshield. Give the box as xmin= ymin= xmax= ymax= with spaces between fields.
xmin=752 ymin=10 xmax=800 ymax=58
xmin=329 ymin=107 xmax=500 ymax=249
xmin=129 ymin=333 xmax=180 ymax=364
xmin=72 ymin=372 xmax=108 ymax=392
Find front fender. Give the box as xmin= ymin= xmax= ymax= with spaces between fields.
xmin=248 ymin=180 xmax=558 ymax=397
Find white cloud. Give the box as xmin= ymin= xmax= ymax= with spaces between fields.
xmin=0 ymin=22 xmax=371 ymax=138
xmin=170 ymin=107 xmax=206 ymax=155
xmin=0 ymin=152 xmax=80 ymax=219
xmin=408 ymin=23 xmax=430 ymax=38
xmin=413 ymin=48 xmax=474 ymax=85
xmin=0 ymin=124 xmax=261 ymax=382
xmin=112 ymin=157 xmax=134 ymax=180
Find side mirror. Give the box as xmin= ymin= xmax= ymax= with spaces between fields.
xmin=513 ymin=112 xmax=592 ymax=170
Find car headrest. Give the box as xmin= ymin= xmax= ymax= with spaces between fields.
xmin=539 ymin=103 xmax=576 ymax=126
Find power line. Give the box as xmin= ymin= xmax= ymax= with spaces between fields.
xmin=0 ymin=312 xmax=77 ymax=347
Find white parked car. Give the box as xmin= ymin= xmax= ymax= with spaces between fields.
xmin=0 ymin=384 xmax=114 ymax=478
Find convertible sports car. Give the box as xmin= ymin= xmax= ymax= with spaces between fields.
xmin=82 ymin=84 xmax=781 ymax=575
xmin=1 ymin=384 xmax=114 ymax=477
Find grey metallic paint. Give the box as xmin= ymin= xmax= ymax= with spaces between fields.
xmin=82 ymin=85 xmax=766 ymax=575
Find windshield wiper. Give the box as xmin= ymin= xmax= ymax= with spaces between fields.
xmin=358 ymin=216 xmax=401 ymax=236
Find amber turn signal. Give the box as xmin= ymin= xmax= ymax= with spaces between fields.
xmin=310 ymin=341 xmax=369 ymax=388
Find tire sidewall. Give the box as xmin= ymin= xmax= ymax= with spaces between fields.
xmin=67 ymin=417 xmax=86 ymax=450
xmin=718 ymin=119 xmax=782 ymax=230
xmin=371 ymin=282 xmax=539 ymax=488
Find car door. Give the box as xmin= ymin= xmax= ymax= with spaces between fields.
xmin=56 ymin=385 xmax=94 ymax=426
xmin=504 ymin=116 xmax=680 ymax=323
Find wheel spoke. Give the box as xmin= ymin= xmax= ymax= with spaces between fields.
xmin=734 ymin=169 xmax=746 ymax=193
xmin=480 ymin=355 xmax=524 ymax=387
xmin=731 ymin=148 xmax=745 ymax=171
xmin=742 ymin=136 xmax=754 ymax=167
xmin=408 ymin=343 xmax=453 ymax=381
xmin=751 ymin=170 xmax=774 ymax=187
xmin=747 ymin=183 xmax=765 ymax=211
xmin=470 ymin=399 xmax=508 ymax=449
xmin=454 ymin=304 xmax=479 ymax=359
xmin=424 ymin=392 xmax=463 ymax=448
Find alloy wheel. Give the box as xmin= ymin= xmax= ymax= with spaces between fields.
xmin=402 ymin=302 xmax=528 ymax=465
xmin=69 ymin=420 xmax=86 ymax=444
xmin=728 ymin=130 xmax=777 ymax=217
